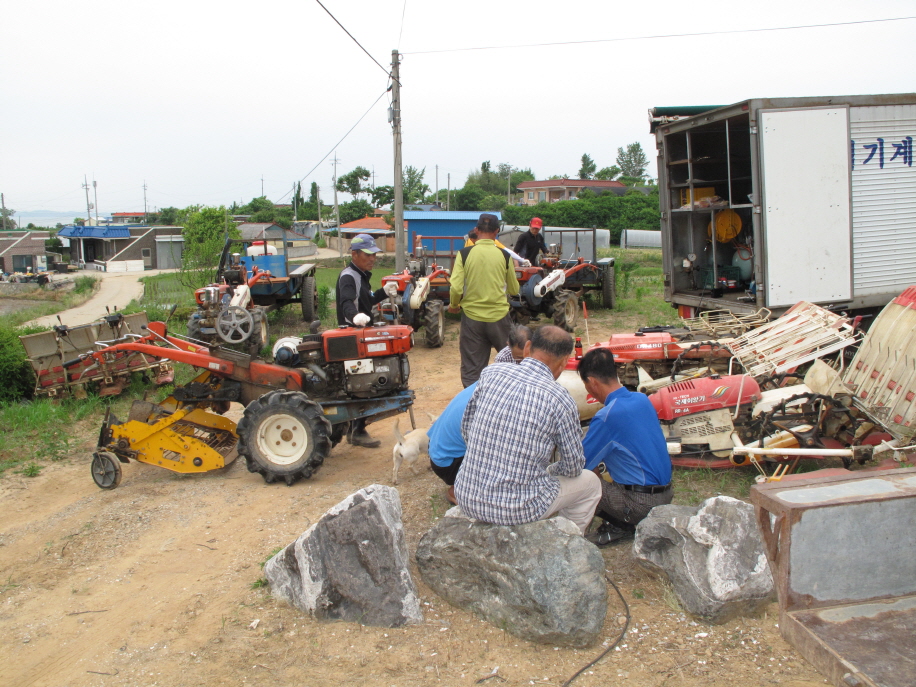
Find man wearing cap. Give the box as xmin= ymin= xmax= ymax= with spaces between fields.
xmin=448 ymin=213 xmax=520 ymax=387
xmin=513 ymin=217 xmax=549 ymax=264
xmin=335 ymin=233 xmax=399 ymax=448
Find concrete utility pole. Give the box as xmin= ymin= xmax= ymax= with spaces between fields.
xmin=292 ymin=181 xmax=298 ymax=222
xmin=92 ymin=179 xmax=99 ymax=224
xmin=1 ymin=193 xmax=8 ymax=231
xmin=143 ymin=181 xmax=148 ymax=223
xmin=435 ymin=164 xmax=439 ymax=206
xmin=447 ymin=173 xmax=451 ymax=211
xmin=82 ymin=176 xmax=92 ymax=226
xmin=507 ymin=172 xmax=511 ymax=206
xmin=261 ymin=176 xmax=264 ymax=197
xmin=333 ymin=157 xmax=342 ymax=258
xmin=391 ymin=49 xmax=405 ymax=271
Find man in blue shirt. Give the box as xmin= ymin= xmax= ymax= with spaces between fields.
xmin=427 ymin=382 xmax=477 ymax=505
xmin=578 ymin=347 xmax=673 ymax=546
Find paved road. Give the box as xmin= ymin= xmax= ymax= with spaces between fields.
xmin=26 ymin=269 xmax=175 ymax=328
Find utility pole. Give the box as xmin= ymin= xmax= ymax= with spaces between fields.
xmin=0 ymin=193 xmax=8 ymax=231
xmin=391 ymin=49 xmax=405 ymax=271
xmin=261 ymin=176 xmax=264 ymax=197
xmin=143 ymin=181 xmax=148 ymax=223
xmin=447 ymin=173 xmax=451 ymax=211
xmin=507 ymin=171 xmax=511 ymax=206
xmin=82 ymin=176 xmax=92 ymax=226
xmin=92 ymin=178 xmax=99 ymax=224
xmin=333 ymin=157 xmax=342 ymax=258
xmin=435 ymin=164 xmax=439 ymax=206
xmin=292 ymin=181 xmax=298 ymax=222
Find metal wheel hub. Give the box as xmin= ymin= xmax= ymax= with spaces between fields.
xmin=256 ymin=412 xmax=310 ymax=465
xmin=217 ymin=306 xmax=254 ymax=343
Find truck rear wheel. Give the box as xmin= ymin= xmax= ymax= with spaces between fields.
xmin=237 ymin=391 xmax=332 ymax=485
xmin=424 ymin=299 xmax=445 ymax=347
xmin=552 ymin=290 xmax=580 ymax=332
xmin=602 ymin=265 xmax=616 ymax=309
xmin=301 ymin=276 xmax=317 ymax=322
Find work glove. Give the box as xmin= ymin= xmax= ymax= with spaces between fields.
xmin=352 ymin=313 xmax=371 ymax=327
xmin=383 ymin=282 xmax=399 ymax=298
xmin=521 ymin=260 xmax=531 ymax=267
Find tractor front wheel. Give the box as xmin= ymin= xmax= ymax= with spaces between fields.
xmin=237 ymin=391 xmax=331 ymax=485
xmin=552 ymin=290 xmax=580 ymax=332
xmin=424 ymin=299 xmax=445 ymax=347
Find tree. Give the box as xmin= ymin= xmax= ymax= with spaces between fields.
xmin=292 ymin=182 xmax=305 ymax=217
xmin=453 ymin=184 xmax=486 ymax=211
xmin=309 ymin=181 xmax=320 ymax=205
xmin=0 ymin=205 xmax=17 ymax=231
xmin=338 ymin=199 xmax=374 ymax=224
xmin=616 ymin=142 xmax=649 ymax=181
xmin=402 ymin=166 xmax=429 ymax=204
xmin=595 ymin=166 xmax=621 ymax=181
xmin=336 ymin=166 xmax=371 ymax=200
xmin=370 ymin=185 xmax=395 ymax=208
xmin=179 ymin=206 xmax=237 ymax=290
xmin=151 ymin=207 xmax=185 ymax=226
xmin=578 ymin=154 xmax=596 ymax=180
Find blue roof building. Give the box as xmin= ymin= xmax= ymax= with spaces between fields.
xmin=404 ymin=211 xmax=501 ymax=254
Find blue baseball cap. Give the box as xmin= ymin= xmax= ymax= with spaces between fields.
xmin=350 ymin=233 xmax=382 ymax=254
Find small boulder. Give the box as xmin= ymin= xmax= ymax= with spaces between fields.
xmin=416 ymin=508 xmax=606 ymax=647
xmin=265 ymin=484 xmax=423 ymax=627
xmin=633 ymin=495 xmax=773 ymax=624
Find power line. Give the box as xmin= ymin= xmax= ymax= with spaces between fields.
xmin=314 ymin=0 xmax=390 ymax=79
xmin=403 ymin=15 xmax=916 ymax=55
xmin=275 ymin=89 xmax=391 ymax=203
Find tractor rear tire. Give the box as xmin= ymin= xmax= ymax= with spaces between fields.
xmin=301 ymin=276 xmax=317 ymax=322
xmin=602 ymin=265 xmax=616 ymax=309
xmin=237 ymin=391 xmax=332 ymax=486
xmin=424 ymin=299 xmax=445 ymax=348
xmin=552 ymin=290 xmax=580 ymax=332
xmin=248 ymin=308 xmax=270 ymax=357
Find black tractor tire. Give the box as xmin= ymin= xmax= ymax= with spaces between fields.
xmin=602 ymin=265 xmax=616 ymax=309
xmin=300 ymin=276 xmax=317 ymax=322
xmin=423 ymin=299 xmax=445 ymax=347
xmin=187 ymin=313 xmax=204 ymax=342
xmin=552 ymin=290 xmax=580 ymax=332
xmin=237 ymin=391 xmax=332 ymax=486
xmin=248 ymin=308 xmax=270 ymax=357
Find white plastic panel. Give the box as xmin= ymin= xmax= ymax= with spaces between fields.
xmin=760 ymin=108 xmax=852 ymax=307
xmin=850 ymin=105 xmax=916 ymax=296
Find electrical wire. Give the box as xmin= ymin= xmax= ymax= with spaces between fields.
xmin=403 ymin=16 xmax=916 ymax=54
xmin=315 ymin=0 xmax=391 ymax=79
xmin=274 ymin=88 xmax=390 ymax=203
xmin=397 ymin=0 xmax=408 ymax=51
xmin=561 ymin=573 xmax=631 ymax=687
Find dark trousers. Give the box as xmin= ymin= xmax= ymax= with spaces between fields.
xmin=597 ymin=481 xmax=673 ymax=530
xmin=458 ymin=312 xmax=513 ymax=387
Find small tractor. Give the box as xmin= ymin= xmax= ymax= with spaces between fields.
xmin=506 ymin=227 xmax=616 ymax=332
xmin=376 ymin=246 xmax=451 ymax=347
xmin=71 ymin=319 xmax=415 ymax=489
xmin=187 ymin=237 xmax=318 ymax=354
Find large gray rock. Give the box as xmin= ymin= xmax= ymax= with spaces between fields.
xmin=265 ymin=484 xmax=423 ymax=627
xmin=416 ymin=508 xmax=606 ymax=647
xmin=633 ymin=495 xmax=774 ymax=624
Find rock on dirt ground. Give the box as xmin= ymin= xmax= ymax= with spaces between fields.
xmin=0 ymin=312 xmax=827 ymax=687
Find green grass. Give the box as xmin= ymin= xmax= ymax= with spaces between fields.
xmin=593 ymin=247 xmax=681 ymax=329
xmin=0 ymin=276 xmax=101 ymax=328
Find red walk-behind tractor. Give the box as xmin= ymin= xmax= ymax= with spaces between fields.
xmin=377 ymin=263 xmax=450 ymax=348
xmin=71 ymin=320 xmax=415 ymax=489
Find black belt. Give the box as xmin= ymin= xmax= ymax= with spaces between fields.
xmin=622 ymin=483 xmax=671 ymax=495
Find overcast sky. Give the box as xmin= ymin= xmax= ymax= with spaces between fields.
xmin=2 ymin=0 xmax=914 ymax=224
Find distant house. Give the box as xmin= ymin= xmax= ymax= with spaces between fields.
xmin=110 ymin=212 xmax=147 ymax=225
xmin=0 ymin=230 xmax=51 ymax=273
xmin=517 ymin=179 xmax=626 ymax=205
xmin=404 ymin=210 xmax=501 ymax=258
xmin=339 ymin=216 xmax=400 ymax=252
xmin=57 ymin=225 xmax=185 ymax=271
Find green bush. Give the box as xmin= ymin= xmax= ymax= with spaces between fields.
xmin=0 ymin=324 xmax=37 ymax=402
xmin=73 ymin=275 xmax=99 ymax=295
xmin=317 ymin=285 xmax=331 ymax=318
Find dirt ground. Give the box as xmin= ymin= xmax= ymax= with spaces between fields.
xmin=0 ymin=312 xmax=828 ymax=687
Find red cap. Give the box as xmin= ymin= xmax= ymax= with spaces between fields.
xmin=530 ymin=217 xmax=543 ymax=229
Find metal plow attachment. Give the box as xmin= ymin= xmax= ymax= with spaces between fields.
xmin=19 ymin=312 xmax=174 ymax=398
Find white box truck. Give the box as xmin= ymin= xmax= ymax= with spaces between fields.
xmin=651 ymin=93 xmax=916 ymax=317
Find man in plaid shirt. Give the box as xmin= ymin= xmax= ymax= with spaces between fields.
xmin=454 ymin=326 xmax=601 ymax=534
